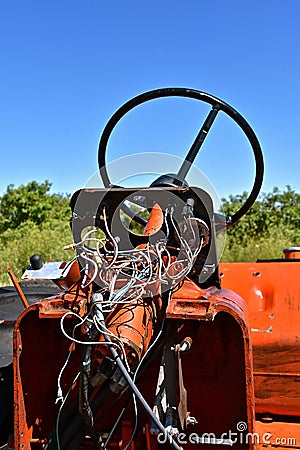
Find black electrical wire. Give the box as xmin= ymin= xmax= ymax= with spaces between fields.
xmin=45 ymin=381 xmax=111 ymax=450
xmin=46 ymin=300 xmax=169 ymax=450
xmin=79 ymin=326 xmax=103 ymax=448
xmin=104 ymin=318 xmax=166 ymax=449
xmin=46 ymin=329 xmax=164 ymax=449
xmin=95 ymin=311 xmax=181 ymax=450
xmin=64 ymin=329 xmax=167 ymax=450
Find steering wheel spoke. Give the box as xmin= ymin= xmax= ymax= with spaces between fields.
xmin=98 ymin=88 xmax=264 ymax=228
xmin=177 ymin=104 xmax=220 ymax=181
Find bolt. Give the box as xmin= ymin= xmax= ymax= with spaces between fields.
xmin=186 ymin=415 xmax=198 ymax=426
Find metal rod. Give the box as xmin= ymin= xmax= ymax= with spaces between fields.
xmin=177 ymin=105 xmax=219 ymax=182
xmin=7 ymin=268 xmax=30 ymax=309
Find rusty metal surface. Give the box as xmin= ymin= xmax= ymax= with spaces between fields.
xmin=7 ymin=269 xmax=29 ymax=309
xmin=167 ymin=280 xmax=255 ymax=439
xmin=0 ymin=280 xmax=60 ymax=367
xmin=10 ymin=261 xmax=300 ymax=448
xmin=255 ymin=420 xmax=300 ymax=448
xmin=220 ymin=261 xmax=300 ymax=417
xmin=13 ymin=287 xmax=88 ymax=450
xmin=13 ymin=278 xmax=257 ymax=449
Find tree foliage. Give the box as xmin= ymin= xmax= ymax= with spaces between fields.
xmin=222 ymin=186 xmax=300 ymax=247
xmin=0 ymin=181 xmax=73 ymax=285
xmin=0 ymin=181 xmax=71 ymax=232
xmin=1 ymin=181 xmax=300 ymax=285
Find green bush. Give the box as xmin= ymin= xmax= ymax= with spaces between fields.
xmin=1 ymin=182 xmax=300 ymax=286
xmin=0 ymin=220 xmax=73 ymax=285
xmin=0 ymin=180 xmax=70 ymax=232
xmin=0 ymin=181 xmax=73 ymax=285
xmin=220 ymin=186 xmax=300 ymax=263
xmin=222 ymin=186 xmax=300 ymax=246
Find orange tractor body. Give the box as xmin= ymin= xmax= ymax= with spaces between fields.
xmin=2 ymin=88 xmax=300 ymax=449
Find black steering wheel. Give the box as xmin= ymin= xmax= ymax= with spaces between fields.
xmin=98 ymin=88 xmax=264 ymax=227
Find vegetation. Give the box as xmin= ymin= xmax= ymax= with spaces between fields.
xmin=1 ymin=181 xmax=300 ymax=286
xmin=0 ymin=181 xmax=73 ymax=285
xmin=221 ymin=186 xmax=300 ymax=261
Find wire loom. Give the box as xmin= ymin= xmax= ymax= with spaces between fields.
xmin=70 ymin=206 xmax=209 ymax=301
xmin=52 ymin=203 xmax=209 ymax=449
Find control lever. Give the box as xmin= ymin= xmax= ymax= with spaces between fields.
xmin=176 ymin=339 xmax=197 ymax=430
xmin=176 ymin=343 xmax=188 ymax=430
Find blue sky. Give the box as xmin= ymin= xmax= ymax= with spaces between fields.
xmin=1 ymin=0 xmax=300 ymax=201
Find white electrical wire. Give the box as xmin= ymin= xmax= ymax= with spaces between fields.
xmin=92 ymin=313 xmax=131 ymax=373
xmin=57 ymin=204 xmax=207 ymax=449
xmin=55 ymin=343 xmax=75 ymax=404
xmin=65 ymin=206 xmax=208 ymax=306
xmin=60 ymin=311 xmax=126 ymax=357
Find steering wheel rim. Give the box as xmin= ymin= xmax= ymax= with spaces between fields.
xmin=98 ymin=87 xmax=264 ymax=227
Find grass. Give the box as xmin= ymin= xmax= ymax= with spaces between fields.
xmin=0 ymin=220 xmax=73 ymax=286
xmin=0 ymin=220 xmax=297 ymax=286
xmin=221 ymin=226 xmax=300 ymax=262
xmin=221 ymin=236 xmax=289 ymax=262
